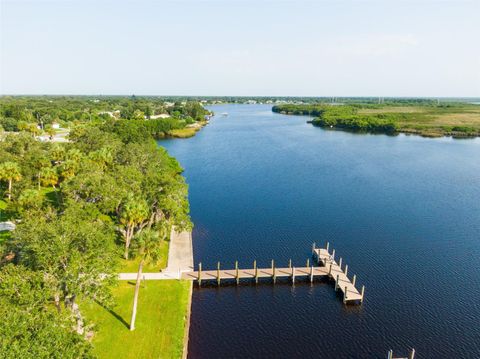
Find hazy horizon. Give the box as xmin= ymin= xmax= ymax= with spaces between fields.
xmin=1 ymin=0 xmax=479 ymax=97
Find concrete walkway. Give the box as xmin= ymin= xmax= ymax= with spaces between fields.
xmin=118 ymin=228 xmax=193 ymax=280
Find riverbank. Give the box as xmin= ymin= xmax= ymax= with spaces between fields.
xmin=84 ymin=229 xmax=194 ymax=359
xmin=168 ymin=120 xmax=209 ymax=138
xmin=273 ymin=103 xmax=480 ymax=138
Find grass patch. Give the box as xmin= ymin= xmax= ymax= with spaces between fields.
xmin=167 ymin=128 xmax=198 ymax=138
xmin=82 ymin=280 xmax=191 ymax=359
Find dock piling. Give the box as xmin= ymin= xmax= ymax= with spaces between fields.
xmin=254 ymin=260 xmax=258 ymax=284
xmin=329 ymin=263 xmax=332 ymax=276
xmin=343 ymin=286 xmax=348 ymax=304
xmin=272 ymin=260 xmax=276 ymax=284
xmin=344 ymin=264 xmax=348 ymax=277
xmin=235 ymin=260 xmax=239 ymax=285
xmin=198 ymin=263 xmax=202 ymax=286
xmin=326 ymin=241 xmax=330 ymax=252
xmin=292 ymin=266 xmax=295 ymax=284
xmin=310 ymin=265 xmax=314 ymax=282
xmin=408 ymin=348 xmax=415 ymax=359
xmin=335 ymin=274 xmax=339 ymax=290
xmin=217 ymin=261 xmax=221 ymax=286
xmin=312 ymin=242 xmax=316 ymax=254
xmin=289 ymin=259 xmax=292 ymax=268
xmin=306 ymin=258 xmax=310 ymax=268
xmin=339 ymin=257 xmax=343 ymax=270
xmin=361 ymin=285 xmax=365 ymax=304
xmin=352 ymin=274 xmax=356 ymax=287
xmin=332 ymin=249 xmax=335 ymax=261
xmin=387 ymin=349 xmax=393 ymax=359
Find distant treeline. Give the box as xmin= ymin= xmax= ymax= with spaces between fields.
xmin=272 ymin=104 xmax=398 ymax=133
xmin=272 ymin=103 xmax=480 ymax=138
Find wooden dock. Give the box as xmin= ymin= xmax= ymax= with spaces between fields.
xmin=180 ymin=243 xmax=365 ymax=305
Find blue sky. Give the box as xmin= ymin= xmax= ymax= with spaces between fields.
xmin=1 ymin=0 xmax=479 ymax=96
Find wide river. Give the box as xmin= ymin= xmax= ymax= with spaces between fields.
xmin=161 ymin=104 xmax=480 ymax=358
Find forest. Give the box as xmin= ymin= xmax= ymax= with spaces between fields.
xmin=0 ymin=96 xmax=199 ymax=357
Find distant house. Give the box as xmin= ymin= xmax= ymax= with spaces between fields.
xmin=149 ymin=114 xmax=171 ymax=119
xmin=52 ymin=122 xmax=60 ymax=129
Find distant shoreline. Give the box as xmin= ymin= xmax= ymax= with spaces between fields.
xmin=273 ymin=104 xmax=480 ymax=139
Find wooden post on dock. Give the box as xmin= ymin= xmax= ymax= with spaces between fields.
xmin=198 ymin=263 xmax=202 ymax=286
xmin=344 ymin=264 xmax=348 ymax=277
xmin=387 ymin=349 xmax=393 ymax=359
xmin=335 ymin=274 xmax=339 ymax=290
xmin=332 ymin=249 xmax=335 ymax=261
xmin=289 ymin=259 xmax=292 ymax=269
xmin=408 ymin=348 xmax=415 ymax=359
xmin=310 ymin=265 xmax=314 ymax=282
xmin=272 ymin=260 xmax=276 ymax=284
xmin=339 ymin=257 xmax=342 ymax=269
xmin=235 ymin=260 xmax=239 ymax=285
xmin=306 ymin=258 xmax=310 ymax=268
xmin=312 ymin=242 xmax=315 ymax=254
xmin=361 ymin=285 xmax=365 ymax=304
xmin=254 ymin=260 xmax=258 ymax=284
xmin=352 ymin=274 xmax=356 ymax=287
xmin=326 ymin=241 xmax=330 ymax=252
xmin=343 ymin=286 xmax=348 ymax=304
xmin=292 ymin=266 xmax=295 ymax=284
xmin=329 ymin=263 xmax=332 ymax=276
xmin=217 ymin=262 xmax=221 ymax=286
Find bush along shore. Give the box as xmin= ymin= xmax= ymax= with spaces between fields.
xmin=272 ymin=101 xmax=480 ymax=138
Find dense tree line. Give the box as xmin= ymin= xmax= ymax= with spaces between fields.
xmin=0 ymin=120 xmax=191 ymax=356
xmin=273 ymin=104 xmax=398 ymax=134
xmin=0 ymin=96 xmax=209 ymax=133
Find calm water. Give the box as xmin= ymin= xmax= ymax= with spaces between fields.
xmin=161 ymin=104 xmax=480 ymax=359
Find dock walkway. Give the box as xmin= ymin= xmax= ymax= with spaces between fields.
xmin=181 ymin=243 xmax=364 ymax=305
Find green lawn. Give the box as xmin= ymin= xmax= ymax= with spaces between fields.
xmin=83 ymin=280 xmax=191 ymax=359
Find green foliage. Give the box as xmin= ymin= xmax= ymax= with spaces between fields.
xmin=0 ymin=265 xmax=94 ymax=358
xmin=11 ymin=203 xmax=118 ymax=307
xmin=0 ymin=101 xmax=192 ymax=356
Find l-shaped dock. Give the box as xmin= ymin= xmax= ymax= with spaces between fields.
xmin=180 ymin=243 xmax=365 ymax=305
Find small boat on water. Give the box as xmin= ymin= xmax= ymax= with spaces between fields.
xmin=221 ymin=112 xmax=228 ymax=116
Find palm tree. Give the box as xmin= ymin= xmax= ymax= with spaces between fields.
xmin=130 ymin=229 xmax=164 ymax=331
xmin=119 ymin=198 xmax=149 ymax=259
xmin=0 ymin=162 xmax=22 ymax=200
